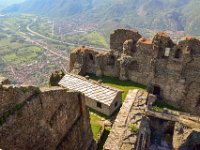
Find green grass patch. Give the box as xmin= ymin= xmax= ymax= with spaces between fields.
xmin=130 ymin=123 xmax=138 ymax=133
xmin=87 ymin=74 xmax=146 ymax=102
xmin=153 ymin=99 xmax=183 ymax=112
xmin=2 ymin=45 xmax=43 ymax=65
xmin=149 ymin=106 xmax=164 ymax=113
xmin=64 ymin=31 xmax=109 ymax=48
xmin=90 ymin=112 xmax=103 ymax=140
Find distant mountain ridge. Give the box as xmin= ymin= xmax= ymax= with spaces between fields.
xmin=0 ymin=0 xmax=25 ymax=10
xmin=4 ymin=0 xmax=200 ymax=36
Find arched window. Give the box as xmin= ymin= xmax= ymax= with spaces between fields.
xmin=88 ymin=53 xmax=94 ymax=61
xmin=175 ymin=49 xmax=182 ymax=58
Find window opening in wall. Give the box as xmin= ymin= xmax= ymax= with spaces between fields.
xmin=175 ymin=49 xmax=182 ymax=58
xmin=89 ymin=53 xmax=94 ymax=61
xmin=115 ymin=102 xmax=118 ymax=107
xmin=97 ymin=102 xmax=102 ymax=108
xmin=153 ymin=86 xmax=161 ymax=97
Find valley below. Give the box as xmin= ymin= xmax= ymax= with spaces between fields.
xmin=0 ymin=14 xmax=109 ymax=85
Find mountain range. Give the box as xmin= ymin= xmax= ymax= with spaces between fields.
xmin=0 ymin=0 xmax=25 ymax=10
xmin=4 ymin=0 xmax=200 ymax=36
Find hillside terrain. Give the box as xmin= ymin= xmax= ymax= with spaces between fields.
xmin=0 ymin=0 xmax=25 ymax=10
xmin=0 ymin=15 xmax=70 ymax=85
xmin=0 ymin=14 xmax=110 ymax=85
xmin=5 ymin=0 xmax=200 ymax=36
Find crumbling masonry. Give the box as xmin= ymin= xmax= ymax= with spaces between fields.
xmin=70 ymin=29 xmax=200 ymax=116
xmin=0 ymin=77 xmax=96 ymax=150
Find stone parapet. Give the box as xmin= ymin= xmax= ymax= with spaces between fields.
xmin=104 ymin=90 xmax=148 ymax=150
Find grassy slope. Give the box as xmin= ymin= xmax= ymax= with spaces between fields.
xmin=88 ymin=74 xmax=146 ymax=148
xmin=30 ymin=17 xmax=109 ymax=49
xmin=90 ymin=112 xmax=103 ymax=140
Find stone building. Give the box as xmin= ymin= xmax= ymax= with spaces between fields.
xmin=59 ymin=73 xmax=122 ymax=116
xmin=0 ymin=76 xmax=96 ymax=150
xmin=69 ymin=29 xmax=200 ymax=116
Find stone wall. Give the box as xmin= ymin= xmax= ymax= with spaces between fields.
xmin=0 ymin=84 xmax=40 ymax=117
xmin=69 ymin=29 xmax=200 ymax=116
xmin=104 ymin=90 xmax=148 ymax=150
xmin=173 ymin=123 xmax=200 ymax=150
xmin=85 ymin=92 xmax=122 ymax=116
xmin=104 ymin=89 xmax=200 ymax=150
xmin=0 ymin=81 xmax=96 ymax=150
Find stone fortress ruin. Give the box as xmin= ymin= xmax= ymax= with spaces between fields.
xmin=1 ymin=28 xmax=200 ymax=150
xmin=70 ymin=29 xmax=200 ymax=116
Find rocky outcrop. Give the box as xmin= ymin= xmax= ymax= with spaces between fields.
xmin=0 ymin=82 xmax=96 ymax=150
xmin=49 ymin=70 xmax=65 ymax=86
xmin=69 ymin=29 xmax=200 ymax=116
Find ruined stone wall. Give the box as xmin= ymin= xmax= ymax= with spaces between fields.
xmin=0 ymin=80 xmax=96 ymax=150
xmin=0 ymin=84 xmax=41 ymax=117
xmin=104 ymin=90 xmax=148 ymax=150
xmin=173 ymin=123 xmax=200 ymax=150
xmin=69 ymin=29 xmax=200 ymax=116
xmin=110 ymin=29 xmax=142 ymax=54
